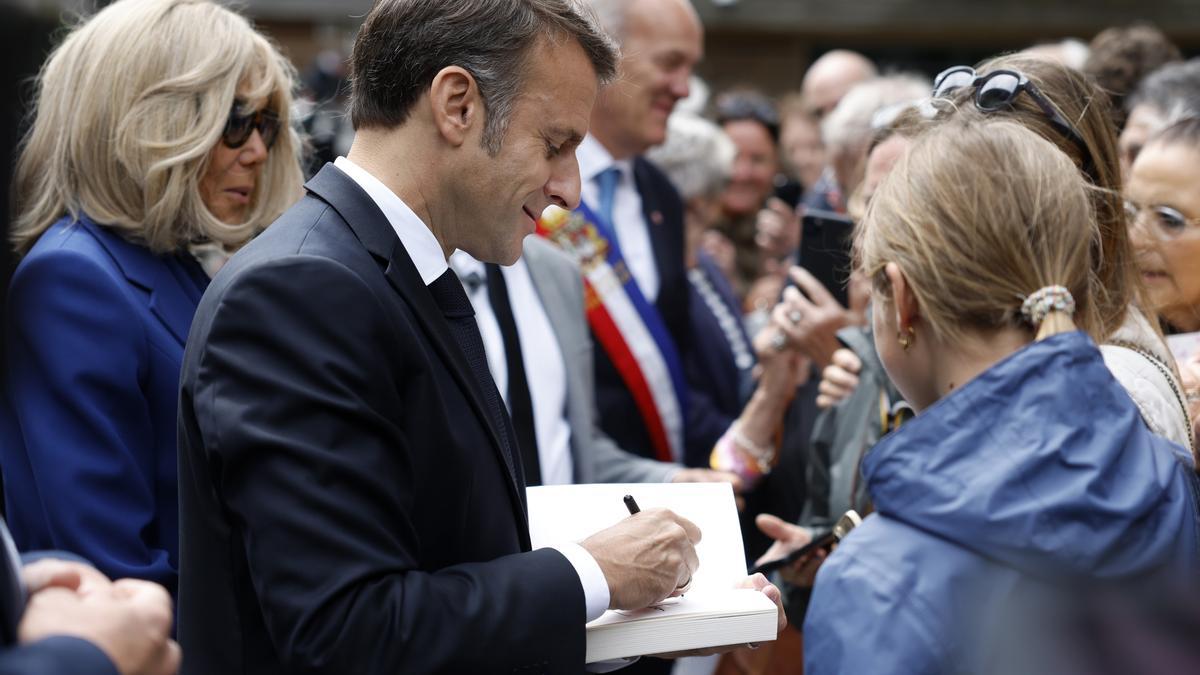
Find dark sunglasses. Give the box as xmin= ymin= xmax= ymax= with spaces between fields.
xmin=931 ymin=66 xmax=1096 ymax=181
xmin=1124 ymin=199 xmax=1200 ymax=239
xmin=222 ymin=100 xmax=281 ymax=150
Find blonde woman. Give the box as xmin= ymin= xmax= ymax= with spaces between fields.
xmin=802 ymin=119 xmax=1199 ymax=675
xmin=815 ymin=55 xmax=1195 ymax=456
xmin=1 ymin=0 xmax=302 ymax=595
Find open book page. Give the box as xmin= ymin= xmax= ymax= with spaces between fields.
xmin=527 ymin=483 xmax=778 ymax=661
xmin=527 ymin=482 xmax=749 ymax=594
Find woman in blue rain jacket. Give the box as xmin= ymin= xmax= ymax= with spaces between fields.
xmin=803 ymin=119 xmax=1199 ymax=675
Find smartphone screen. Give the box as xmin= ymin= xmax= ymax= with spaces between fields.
xmin=796 ymin=209 xmax=854 ymax=308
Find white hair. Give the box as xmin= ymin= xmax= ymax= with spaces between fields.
xmin=821 ymin=73 xmax=931 ymax=151
xmin=645 ymin=113 xmax=735 ymax=201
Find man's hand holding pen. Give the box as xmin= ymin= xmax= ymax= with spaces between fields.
xmin=580 ymin=501 xmax=701 ymax=610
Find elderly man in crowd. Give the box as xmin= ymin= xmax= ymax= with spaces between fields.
xmin=548 ymin=0 xmax=738 ymax=469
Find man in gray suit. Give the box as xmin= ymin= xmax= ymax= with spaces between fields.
xmin=449 ymin=236 xmax=739 ymax=486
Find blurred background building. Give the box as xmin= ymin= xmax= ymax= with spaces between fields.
xmin=3 ymin=0 xmax=1200 ymax=321
xmin=244 ymin=0 xmax=1200 ymax=93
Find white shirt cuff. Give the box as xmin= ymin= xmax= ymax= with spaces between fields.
xmin=550 ymin=542 xmax=611 ymax=622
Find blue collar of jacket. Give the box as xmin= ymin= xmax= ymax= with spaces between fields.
xmin=864 ymin=330 xmax=1197 ymax=579
xmin=73 ymin=214 xmax=209 ymax=345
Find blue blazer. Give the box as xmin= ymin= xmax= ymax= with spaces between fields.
xmin=1 ymin=215 xmax=208 ymax=595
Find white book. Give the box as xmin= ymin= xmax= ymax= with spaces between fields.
xmin=527 ymin=482 xmax=778 ymax=663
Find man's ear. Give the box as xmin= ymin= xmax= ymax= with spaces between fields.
xmin=884 ymin=262 xmax=920 ymax=333
xmin=428 ymin=66 xmax=480 ymax=148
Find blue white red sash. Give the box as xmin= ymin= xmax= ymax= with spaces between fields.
xmin=537 ymin=203 xmax=687 ymax=463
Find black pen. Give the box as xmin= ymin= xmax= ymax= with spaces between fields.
xmin=623 ymin=494 xmax=640 ymax=515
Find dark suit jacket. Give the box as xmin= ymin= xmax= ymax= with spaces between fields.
xmin=681 ymin=252 xmax=754 ymax=468
xmin=1 ymin=215 xmax=206 ymax=594
xmin=591 ymin=157 xmax=729 ymax=464
xmin=177 ymin=164 xmax=585 ymax=674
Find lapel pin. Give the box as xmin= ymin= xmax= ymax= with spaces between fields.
xmin=651 ymin=211 xmax=663 ymax=225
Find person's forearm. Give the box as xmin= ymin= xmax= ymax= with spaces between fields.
xmin=737 ymin=380 xmax=795 ymax=449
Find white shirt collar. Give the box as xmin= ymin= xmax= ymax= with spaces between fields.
xmin=448 ymin=249 xmax=486 ymax=283
xmin=333 ymin=156 xmax=448 ymax=286
xmin=577 ymin=134 xmax=634 ymax=186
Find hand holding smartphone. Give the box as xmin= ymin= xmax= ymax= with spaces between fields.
xmin=749 ymin=510 xmax=862 ymax=576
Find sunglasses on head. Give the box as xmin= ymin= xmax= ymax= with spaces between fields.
xmin=930 ymin=66 xmax=1096 ymax=181
xmin=222 ymin=100 xmax=281 ymax=150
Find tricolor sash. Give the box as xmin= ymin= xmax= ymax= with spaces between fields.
xmin=537 ymin=203 xmax=687 ymax=463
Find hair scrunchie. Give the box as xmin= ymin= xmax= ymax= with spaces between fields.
xmin=1020 ymin=285 xmax=1076 ymax=326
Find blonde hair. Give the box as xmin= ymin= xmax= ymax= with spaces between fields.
xmin=857 ymin=119 xmax=1099 ymax=346
xmin=942 ymin=54 xmax=1137 ymax=341
xmin=12 ymin=0 xmax=303 ymax=256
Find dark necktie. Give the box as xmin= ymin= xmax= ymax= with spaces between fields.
xmin=485 ymin=264 xmax=542 ymax=486
xmin=426 ymin=269 xmax=523 ymax=488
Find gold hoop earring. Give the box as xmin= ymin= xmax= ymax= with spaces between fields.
xmin=897 ymin=326 xmax=915 ymax=351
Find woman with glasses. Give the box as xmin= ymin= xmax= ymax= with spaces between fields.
xmin=1126 ymin=118 xmax=1200 ymax=442
xmin=940 ymin=54 xmax=1194 ymax=456
xmin=815 ymin=54 xmax=1193 ymax=452
xmin=1126 ymin=117 xmax=1200 ymax=334
xmin=759 ymin=55 xmax=1197 ymax=634
xmin=1 ymin=0 xmax=302 ymax=594
xmin=803 ymin=116 xmax=1199 ymax=675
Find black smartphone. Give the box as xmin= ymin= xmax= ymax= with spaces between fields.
xmin=749 ymin=529 xmax=835 ymax=576
xmin=773 ymin=178 xmax=804 ymax=208
xmin=749 ymin=510 xmax=862 ymax=576
xmin=795 ymin=209 xmax=855 ymax=308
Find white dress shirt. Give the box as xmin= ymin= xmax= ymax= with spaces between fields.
xmin=577 ymin=135 xmax=660 ymax=302
xmin=448 ymin=251 xmax=574 ymax=486
xmin=333 ymin=157 xmax=610 ymax=622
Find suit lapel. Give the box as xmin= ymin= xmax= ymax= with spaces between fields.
xmin=633 ymin=158 xmax=675 ymax=304
xmin=83 ymin=219 xmax=200 ymax=347
xmin=303 ymin=165 xmax=529 ymax=534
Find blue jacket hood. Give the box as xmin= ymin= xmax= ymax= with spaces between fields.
xmin=864 ymin=331 xmax=1197 ymax=579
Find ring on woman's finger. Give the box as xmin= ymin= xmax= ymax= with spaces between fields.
xmin=770 ymin=330 xmax=787 ymax=352
xmin=787 ymin=309 xmax=803 ymax=325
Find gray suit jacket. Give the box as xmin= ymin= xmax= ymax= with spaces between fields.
xmin=522 ymin=236 xmax=677 ymax=484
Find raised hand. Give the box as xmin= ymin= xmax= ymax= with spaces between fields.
xmin=816 ymin=347 xmax=863 ymax=409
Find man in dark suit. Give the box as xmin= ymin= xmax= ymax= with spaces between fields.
xmin=567 ymin=0 xmax=735 ymax=467
xmin=175 ymin=1 xmax=767 ymax=673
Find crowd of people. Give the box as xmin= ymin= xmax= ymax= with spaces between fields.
xmin=1 ymin=0 xmax=1199 ymax=673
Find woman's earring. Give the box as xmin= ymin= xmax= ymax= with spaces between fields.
xmin=897 ymin=326 xmax=915 ymax=351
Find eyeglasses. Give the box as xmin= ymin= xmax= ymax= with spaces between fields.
xmin=222 ymin=100 xmax=281 ymax=150
xmin=1124 ymin=198 xmax=1200 ymax=238
xmin=930 ymin=66 xmax=1096 ymax=181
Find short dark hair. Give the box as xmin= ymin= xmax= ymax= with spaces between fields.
xmin=349 ymin=0 xmax=618 ymax=154
xmin=1084 ymin=23 xmax=1182 ymax=127
xmin=715 ymin=90 xmax=781 ymax=143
